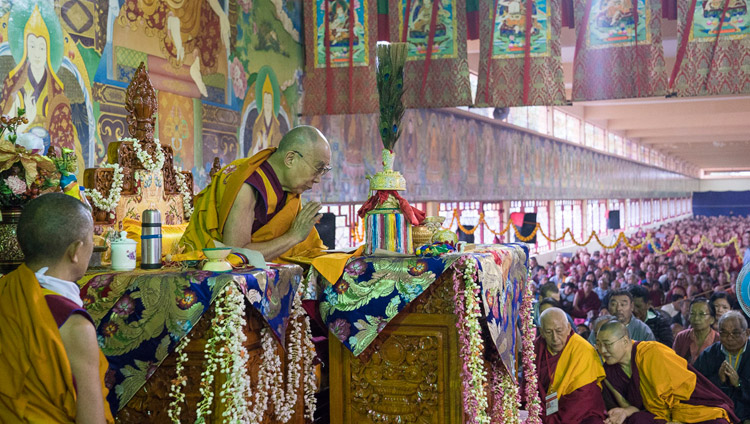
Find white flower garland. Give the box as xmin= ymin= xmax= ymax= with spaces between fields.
xmin=84 ymin=163 xmax=123 ymax=219
xmin=166 ymin=280 xmax=318 ymax=423
xmin=174 ymin=169 xmax=194 ymax=220
xmin=122 ymin=137 xmax=165 ymax=172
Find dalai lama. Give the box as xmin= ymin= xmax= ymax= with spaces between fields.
xmin=534 ymin=307 xmax=608 ymax=424
xmin=179 ymin=125 xmax=331 ymax=262
xmin=596 ymin=319 xmax=739 ymax=424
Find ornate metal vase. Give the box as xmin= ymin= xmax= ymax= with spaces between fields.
xmin=0 ymin=207 xmax=24 ymax=273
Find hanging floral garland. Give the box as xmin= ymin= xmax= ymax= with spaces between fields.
xmin=173 ymin=169 xmax=194 ymax=219
xmin=84 ymin=163 xmax=123 ymax=219
xmin=166 ymin=279 xmax=317 ymax=423
xmin=452 ymin=256 xmax=490 ymax=424
xmin=122 ymin=137 xmax=165 ymax=172
xmin=520 ymin=277 xmax=543 ymax=423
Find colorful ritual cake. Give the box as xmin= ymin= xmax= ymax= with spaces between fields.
xmin=364 ymin=207 xmax=413 ymax=255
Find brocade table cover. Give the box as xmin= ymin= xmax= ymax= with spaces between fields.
xmin=78 ymin=264 xmax=303 ymax=414
xmin=307 ymin=244 xmax=529 ymax=374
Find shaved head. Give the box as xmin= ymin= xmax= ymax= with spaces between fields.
xmin=277 ymin=125 xmax=329 ymax=154
xmin=269 ymin=125 xmax=332 ymax=194
xmin=539 ymin=307 xmax=571 ymax=355
xmin=598 ymin=320 xmax=628 ymax=340
xmin=595 ymin=319 xmax=632 ymax=366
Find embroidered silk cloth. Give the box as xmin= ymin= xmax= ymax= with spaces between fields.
xmin=474 ymin=0 xmax=566 ymax=107
xmin=77 ymin=265 xmax=302 ymax=414
xmin=387 ymin=0 xmax=473 ymax=108
xmin=309 ymin=244 xmax=529 ymax=376
xmin=670 ymin=0 xmax=750 ymax=96
xmin=303 ymin=0 xmax=379 ymax=115
xmin=572 ymin=0 xmax=667 ymax=101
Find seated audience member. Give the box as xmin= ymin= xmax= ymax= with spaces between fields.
xmin=711 ymin=292 xmax=734 ymax=321
xmin=629 ymin=285 xmax=674 ymax=346
xmin=577 ymin=323 xmax=592 ymax=340
xmin=647 ymin=280 xmax=664 ymax=308
xmin=694 ymin=311 xmax=750 ymax=424
xmin=572 ymin=273 xmax=601 ymax=319
xmin=673 ymin=296 xmax=692 ymax=328
xmin=537 ymin=297 xmax=576 ymax=328
xmin=0 ymin=193 xmax=113 ymax=423
xmin=590 ymin=314 xmax=617 ymax=343
xmin=535 ymin=308 xmax=607 ymax=424
xmin=589 ymin=289 xmax=655 ymax=344
xmin=597 ymin=320 xmax=739 ymax=424
xmin=561 ymin=279 xmax=577 ymax=313
xmin=594 ymin=276 xmax=611 ymax=301
xmin=673 ymin=297 xmax=720 ymax=366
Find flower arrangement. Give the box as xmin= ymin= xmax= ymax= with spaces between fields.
xmin=173 ymin=168 xmax=194 ymax=219
xmin=123 ymin=137 xmax=165 ymax=172
xmin=168 ymin=280 xmax=317 ymax=423
xmin=520 ymin=275 xmax=543 ymax=423
xmin=452 ymin=256 xmax=490 ymax=424
xmin=84 ymin=164 xmax=124 ymax=219
xmin=0 ymin=110 xmax=60 ymax=208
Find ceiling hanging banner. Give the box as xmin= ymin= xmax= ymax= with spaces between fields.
xmin=388 ymin=0 xmax=473 ymax=108
xmin=572 ymin=0 xmax=667 ymax=101
xmin=669 ymin=0 xmax=750 ymax=97
xmin=303 ymin=0 xmax=379 ymax=115
xmin=474 ymin=0 xmax=567 ymax=107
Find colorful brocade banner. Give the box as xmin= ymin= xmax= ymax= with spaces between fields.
xmin=669 ymin=0 xmax=750 ymax=96
xmin=572 ymin=0 xmax=667 ymax=101
xmin=387 ymin=0 xmax=473 ymax=108
xmin=303 ymin=0 xmax=380 ymax=115
xmin=474 ymin=0 xmax=567 ymax=107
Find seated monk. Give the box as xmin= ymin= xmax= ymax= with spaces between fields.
xmin=0 ymin=193 xmax=114 ymax=423
xmin=179 ymin=125 xmax=331 ymax=262
xmin=596 ymin=319 xmax=739 ymax=424
xmin=535 ymin=307 xmax=608 ymax=424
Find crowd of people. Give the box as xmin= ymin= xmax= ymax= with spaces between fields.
xmin=530 ymin=215 xmax=750 ymax=424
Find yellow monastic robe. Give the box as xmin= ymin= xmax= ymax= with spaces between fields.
xmin=635 ymin=341 xmax=730 ymax=423
xmin=179 ymin=148 xmax=326 ymax=263
xmin=550 ymin=332 xmax=606 ymax=397
xmin=0 ymin=264 xmax=113 ymax=423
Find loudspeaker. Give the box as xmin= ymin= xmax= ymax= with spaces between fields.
xmin=315 ymin=212 xmax=336 ymax=249
xmin=457 ymin=225 xmax=475 ymax=243
xmin=515 ymin=213 xmax=537 ymax=244
xmin=607 ymin=210 xmax=621 ymax=230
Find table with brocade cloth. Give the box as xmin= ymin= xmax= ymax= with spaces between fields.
xmin=78 ymin=264 xmax=310 ymax=423
xmin=305 ymin=244 xmax=530 ymax=424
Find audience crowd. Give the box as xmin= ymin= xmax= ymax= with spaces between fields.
xmin=530 ymin=215 xmax=750 ymax=424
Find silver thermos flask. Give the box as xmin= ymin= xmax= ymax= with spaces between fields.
xmin=141 ymin=209 xmax=162 ymax=269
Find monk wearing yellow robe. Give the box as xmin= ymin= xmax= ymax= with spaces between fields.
xmin=535 ymin=307 xmax=608 ymax=424
xmin=596 ymin=319 xmax=739 ymax=424
xmin=180 ymin=125 xmax=330 ymax=262
xmin=0 ymin=193 xmax=113 ymax=423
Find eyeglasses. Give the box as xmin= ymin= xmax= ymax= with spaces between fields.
xmin=720 ymin=330 xmax=745 ymax=338
xmin=596 ymin=335 xmax=626 ymax=351
xmin=292 ymin=151 xmax=332 ymax=177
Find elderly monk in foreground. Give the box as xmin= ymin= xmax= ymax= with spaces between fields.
xmin=596 ymin=320 xmax=739 ymax=424
xmin=0 ymin=193 xmax=113 ymax=423
xmin=535 ymin=307 xmax=608 ymax=424
xmin=180 ymin=125 xmax=331 ymax=262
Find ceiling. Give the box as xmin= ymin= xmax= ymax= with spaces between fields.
xmin=466 ymin=22 xmax=750 ymax=176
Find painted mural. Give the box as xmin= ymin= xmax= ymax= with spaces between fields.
xmin=302 ymin=109 xmax=698 ymax=203
xmin=0 ymin=0 xmax=304 ymax=190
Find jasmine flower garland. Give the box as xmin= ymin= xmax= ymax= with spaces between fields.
xmin=452 ymin=256 xmax=490 ymax=424
xmin=520 ymin=276 xmax=543 ymax=423
xmin=122 ymin=137 xmax=165 ymax=172
xmin=174 ymin=169 xmax=194 ymax=219
xmin=167 ymin=334 xmax=190 ymax=422
xmin=84 ymin=163 xmax=123 ymax=218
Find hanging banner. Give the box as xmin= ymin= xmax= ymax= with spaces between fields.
xmin=388 ymin=0 xmax=473 ymax=108
xmin=669 ymin=0 xmax=750 ymax=96
xmin=474 ymin=0 xmax=566 ymax=107
xmin=303 ymin=0 xmax=379 ymax=115
xmin=572 ymin=0 xmax=667 ymax=101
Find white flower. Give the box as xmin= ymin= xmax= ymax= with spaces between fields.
xmin=85 ymin=163 xmax=123 ymax=214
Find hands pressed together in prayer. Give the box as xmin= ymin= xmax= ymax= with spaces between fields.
xmin=719 ymin=360 xmax=741 ymax=387
xmin=289 ymin=201 xmax=322 ymax=244
xmin=605 ymin=406 xmax=639 ymax=424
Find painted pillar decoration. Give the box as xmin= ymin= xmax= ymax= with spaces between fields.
xmin=387 ymin=0 xmax=473 ymax=108
xmin=572 ymin=0 xmax=667 ymax=101
xmin=302 ymin=0 xmax=380 ymax=115
xmin=473 ymin=0 xmax=566 ymax=107
xmin=669 ymin=0 xmax=750 ymax=97
xmin=357 ymin=42 xmax=425 ymax=255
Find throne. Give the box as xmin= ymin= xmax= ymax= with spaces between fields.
xmin=83 ymin=63 xmax=194 ymax=234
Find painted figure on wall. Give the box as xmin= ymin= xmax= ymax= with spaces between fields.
xmin=1 ymin=5 xmax=78 ymax=160
xmin=243 ymin=66 xmax=289 ymax=156
xmin=117 ymin=0 xmax=230 ymax=96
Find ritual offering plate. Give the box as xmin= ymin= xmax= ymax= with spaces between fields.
xmin=201 ymin=247 xmax=233 ymax=273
